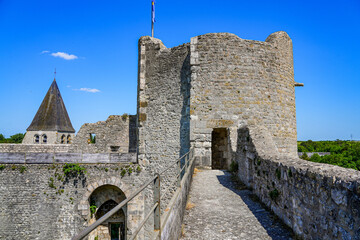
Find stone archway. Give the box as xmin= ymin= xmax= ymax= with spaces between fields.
xmin=77 ymin=178 xmax=145 ymax=240
xmin=78 ymin=178 xmax=130 ymax=220
xmin=88 ymin=185 xmax=127 ymax=240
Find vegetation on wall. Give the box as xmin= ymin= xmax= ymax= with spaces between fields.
xmin=298 ymin=140 xmax=360 ymax=171
xmin=0 ymin=133 xmax=25 ymax=143
xmin=63 ymin=163 xmax=87 ymax=177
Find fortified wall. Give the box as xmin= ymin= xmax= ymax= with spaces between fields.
xmin=190 ymin=32 xmax=297 ymax=168
xmin=71 ymin=115 xmax=137 ymax=154
xmin=137 ymin=32 xmax=360 ymax=239
xmin=139 ymin=32 xmax=297 ymax=170
xmin=0 ymin=161 xmax=147 ymax=240
xmin=1 ymin=31 xmax=360 ymax=240
xmin=137 ymin=37 xmax=191 ymax=170
xmin=236 ymin=125 xmax=360 ymax=239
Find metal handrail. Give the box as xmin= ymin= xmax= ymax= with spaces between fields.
xmin=71 ymin=148 xmax=194 ymax=240
xmin=128 ymin=202 xmax=159 ymax=240
xmin=72 ymin=175 xmax=158 ymax=240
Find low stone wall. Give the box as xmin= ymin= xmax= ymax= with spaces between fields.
xmin=298 ymin=152 xmax=331 ymax=157
xmin=0 ymin=152 xmax=136 ymax=164
xmin=160 ymin=157 xmax=195 ymax=240
xmin=236 ymin=125 xmax=360 ymax=239
xmin=0 ymin=144 xmax=71 ymax=153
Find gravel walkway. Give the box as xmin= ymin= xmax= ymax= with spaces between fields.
xmin=181 ymin=170 xmax=294 ymax=240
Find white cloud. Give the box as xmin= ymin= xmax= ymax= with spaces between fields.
xmin=51 ymin=52 xmax=78 ymax=60
xmin=74 ymin=88 xmax=101 ymax=93
xmin=41 ymin=50 xmax=50 ymax=54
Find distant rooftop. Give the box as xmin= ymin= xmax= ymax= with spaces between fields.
xmin=27 ymin=79 xmax=75 ymax=133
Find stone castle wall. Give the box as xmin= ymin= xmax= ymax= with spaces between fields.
xmin=236 ymin=125 xmax=360 ymax=239
xmin=0 ymin=162 xmax=148 ymax=240
xmin=2 ymin=114 xmax=137 ymax=155
xmin=137 ymin=36 xmax=191 ymax=171
xmin=190 ymin=32 xmax=297 ymax=167
xmin=71 ymin=115 xmax=137 ymax=154
xmin=0 ymin=152 xmax=136 ymax=164
xmin=0 ymin=144 xmax=71 ymax=153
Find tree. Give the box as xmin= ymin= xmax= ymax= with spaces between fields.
xmin=9 ymin=133 xmax=25 ymax=143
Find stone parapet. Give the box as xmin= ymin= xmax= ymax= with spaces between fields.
xmin=0 ymin=144 xmax=71 ymax=153
xmin=236 ymin=125 xmax=360 ymax=239
xmin=0 ymin=152 xmax=136 ymax=164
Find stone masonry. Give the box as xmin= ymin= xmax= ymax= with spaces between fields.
xmin=236 ymin=125 xmax=360 ymax=239
xmin=71 ymin=115 xmax=137 ymax=154
xmin=0 ymin=162 xmax=148 ymax=240
xmin=139 ymin=31 xmax=298 ymax=170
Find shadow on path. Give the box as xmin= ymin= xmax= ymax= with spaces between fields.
xmin=216 ymin=170 xmax=294 ymax=240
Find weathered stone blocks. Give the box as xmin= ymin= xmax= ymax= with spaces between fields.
xmin=236 ymin=125 xmax=360 ymax=239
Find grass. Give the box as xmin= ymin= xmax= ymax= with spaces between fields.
xmin=193 ymin=168 xmax=201 ymax=176
xmin=186 ymin=201 xmax=195 ymax=210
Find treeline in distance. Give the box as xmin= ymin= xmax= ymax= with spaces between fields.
xmin=0 ymin=133 xmax=25 ymax=143
xmin=298 ymin=140 xmax=360 ymax=171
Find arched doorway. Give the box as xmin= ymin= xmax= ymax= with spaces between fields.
xmin=88 ymin=185 xmax=127 ymax=240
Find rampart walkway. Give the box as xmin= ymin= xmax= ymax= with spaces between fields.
xmin=181 ymin=170 xmax=294 ymax=240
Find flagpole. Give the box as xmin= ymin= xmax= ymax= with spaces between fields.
xmin=151 ymin=0 xmax=154 ymax=37
xmin=152 ymin=20 xmax=154 ymax=38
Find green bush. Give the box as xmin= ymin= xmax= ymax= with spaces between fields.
xmin=49 ymin=177 xmax=56 ymax=189
xmin=90 ymin=205 xmax=97 ymax=217
xmin=19 ymin=166 xmax=27 ymax=173
xmin=63 ymin=163 xmax=86 ymax=177
xmin=275 ymin=168 xmax=281 ymax=180
xmin=269 ymin=189 xmax=280 ymax=201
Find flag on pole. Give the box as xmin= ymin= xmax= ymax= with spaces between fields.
xmin=152 ymin=0 xmax=155 ymax=23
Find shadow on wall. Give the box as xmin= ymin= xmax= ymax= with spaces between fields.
xmin=179 ymin=53 xmax=191 ymax=159
xmin=128 ymin=115 xmax=137 ymax=153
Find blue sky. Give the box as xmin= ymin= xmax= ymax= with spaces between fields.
xmin=0 ymin=0 xmax=359 ymax=140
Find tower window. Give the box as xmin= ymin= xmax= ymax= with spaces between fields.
xmin=88 ymin=133 xmax=96 ymax=144
xmin=61 ymin=134 xmax=66 ymax=144
xmin=34 ymin=134 xmax=39 ymax=144
xmin=42 ymin=134 xmax=47 ymax=144
xmin=67 ymin=135 xmax=71 ymax=144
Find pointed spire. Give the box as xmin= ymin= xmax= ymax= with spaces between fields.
xmin=26 ymin=79 xmax=75 ymax=132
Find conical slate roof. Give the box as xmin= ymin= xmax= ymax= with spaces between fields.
xmin=27 ymin=79 xmax=75 ymax=132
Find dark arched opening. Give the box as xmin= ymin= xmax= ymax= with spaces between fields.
xmin=42 ymin=134 xmax=47 ymax=144
xmin=88 ymin=185 xmax=127 ymax=240
xmin=34 ymin=134 xmax=39 ymax=144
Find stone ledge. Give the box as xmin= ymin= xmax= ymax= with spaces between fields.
xmin=0 ymin=152 xmax=137 ymax=164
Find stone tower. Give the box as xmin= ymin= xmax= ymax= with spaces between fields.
xmin=22 ymin=79 xmax=75 ymax=144
xmin=137 ymin=31 xmax=299 ymax=169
